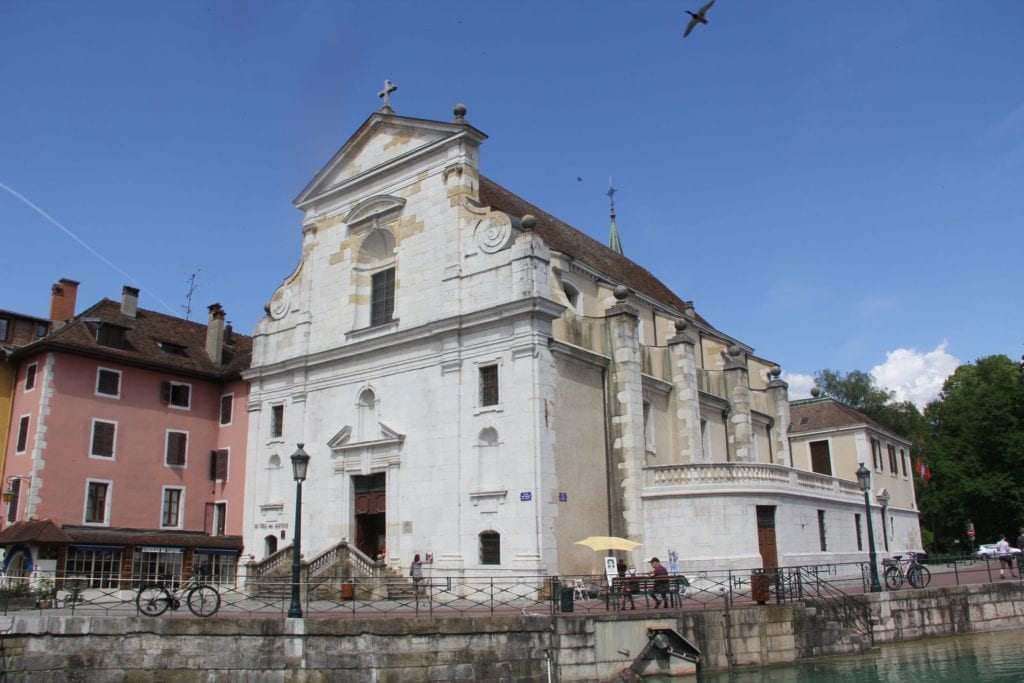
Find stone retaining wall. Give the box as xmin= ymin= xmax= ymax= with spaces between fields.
xmin=3 ymin=582 xmax=1023 ymax=681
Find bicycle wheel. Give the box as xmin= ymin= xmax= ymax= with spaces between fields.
xmin=908 ymin=565 xmax=931 ymax=589
xmin=186 ymin=585 xmax=220 ymax=617
xmin=883 ymin=566 xmax=903 ymax=591
xmin=137 ymin=585 xmax=171 ymax=616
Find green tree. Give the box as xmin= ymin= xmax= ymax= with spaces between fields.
xmin=814 ymin=369 xmax=926 ymax=443
xmin=919 ymin=355 xmax=1024 ymax=551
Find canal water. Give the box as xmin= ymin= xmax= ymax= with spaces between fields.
xmin=695 ymin=629 xmax=1024 ymax=682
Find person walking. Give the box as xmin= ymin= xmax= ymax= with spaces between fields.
xmin=1017 ymin=527 xmax=1024 ymax=576
xmin=409 ymin=553 xmax=424 ymax=594
xmin=995 ymin=535 xmax=1014 ymax=579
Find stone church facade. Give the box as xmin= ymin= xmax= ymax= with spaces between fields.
xmin=241 ymin=100 xmax=919 ymax=579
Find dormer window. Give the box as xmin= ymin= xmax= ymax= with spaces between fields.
xmin=159 ymin=341 xmax=188 ymax=356
xmin=95 ymin=323 xmax=127 ymax=349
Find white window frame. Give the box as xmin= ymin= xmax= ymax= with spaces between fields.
xmin=160 ymin=486 xmax=185 ymax=529
xmin=83 ymin=478 xmax=113 ymax=527
xmin=807 ymin=438 xmax=834 ymax=476
xmin=15 ymin=414 xmax=30 ymax=454
xmin=89 ymin=418 xmax=118 ymax=460
xmin=165 ymin=429 xmax=189 ymax=468
xmin=475 ymin=360 xmax=503 ymax=413
xmin=166 ymin=381 xmax=192 ymax=410
xmin=269 ymin=403 xmax=285 ymax=440
xmin=211 ymin=447 xmax=230 ymax=482
xmin=219 ymin=392 xmax=234 ymax=427
xmin=95 ymin=367 xmax=122 ymax=399
xmin=212 ymin=500 xmax=228 ymax=536
xmin=24 ymin=362 xmax=38 ymax=392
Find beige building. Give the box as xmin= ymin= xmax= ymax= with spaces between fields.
xmin=788 ymin=397 xmax=921 ymax=556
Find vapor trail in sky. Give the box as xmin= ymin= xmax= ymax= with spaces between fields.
xmin=0 ymin=181 xmax=174 ymax=314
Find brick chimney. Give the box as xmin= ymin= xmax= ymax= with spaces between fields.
xmin=206 ymin=303 xmax=225 ymax=365
xmin=121 ymin=285 xmax=140 ymax=318
xmin=49 ymin=278 xmax=80 ymax=330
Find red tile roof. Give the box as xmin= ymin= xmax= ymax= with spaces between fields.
xmin=789 ymin=398 xmax=904 ymax=441
xmin=13 ymin=299 xmax=251 ymax=380
xmin=0 ymin=519 xmax=73 ymax=544
xmin=480 ymin=176 xmax=695 ymax=317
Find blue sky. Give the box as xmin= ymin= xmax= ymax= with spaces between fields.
xmin=2 ymin=1 xmax=1021 ymax=407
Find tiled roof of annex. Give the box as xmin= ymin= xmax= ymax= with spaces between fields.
xmin=789 ymin=397 xmax=908 ymax=443
xmin=12 ymin=298 xmax=251 ymax=380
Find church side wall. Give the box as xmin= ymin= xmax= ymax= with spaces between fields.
xmin=552 ymin=354 xmax=611 ymax=576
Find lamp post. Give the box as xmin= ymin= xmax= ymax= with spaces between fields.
xmin=877 ymin=490 xmax=890 ymax=553
xmin=288 ymin=443 xmax=311 ymax=618
xmin=857 ymin=463 xmax=882 ymax=592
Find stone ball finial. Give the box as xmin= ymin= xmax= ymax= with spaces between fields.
xmin=770 ymin=365 xmax=782 ymax=378
xmin=727 ymin=344 xmax=741 ymax=357
xmin=613 ymin=285 xmax=629 ymax=301
xmin=674 ymin=318 xmax=688 ymax=333
xmin=453 ymin=103 xmax=467 ymax=121
xmin=811 ymin=386 xmax=821 ymax=398
xmin=520 ymin=214 xmax=536 ymax=231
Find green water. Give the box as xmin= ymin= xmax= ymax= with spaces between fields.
xmin=695 ymin=629 xmax=1024 ymax=682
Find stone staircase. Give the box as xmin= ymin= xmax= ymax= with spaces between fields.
xmin=245 ymin=540 xmax=413 ymax=601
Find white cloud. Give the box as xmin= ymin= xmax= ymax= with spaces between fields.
xmin=783 ymin=372 xmax=817 ymax=400
xmin=870 ymin=342 xmax=960 ymax=409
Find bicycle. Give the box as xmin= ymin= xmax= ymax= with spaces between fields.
xmin=882 ymin=552 xmax=931 ymax=590
xmin=136 ymin=572 xmax=221 ymax=617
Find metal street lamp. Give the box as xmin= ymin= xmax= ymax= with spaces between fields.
xmin=288 ymin=443 xmax=311 ymax=618
xmin=877 ymin=489 xmax=890 ymax=553
xmin=856 ymin=463 xmax=882 ymax=592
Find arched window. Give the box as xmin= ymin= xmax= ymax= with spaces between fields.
xmin=356 ymin=229 xmax=396 ymax=328
xmin=561 ymin=280 xmax=581 ymax=313
xmin=478 ymin=427 xmax=498 ymax=446
xmin=264 ymin=535 xmax=278 ymax=557
xmin=358 ymin=388 xmax=377 ymax=440
xmin=268 ymin=453 xmax=281 ymax=469
xmin=479 ymin=530 xmax=501 ymax=565
xmin=477 ymin=428 xmax=500 ymax=487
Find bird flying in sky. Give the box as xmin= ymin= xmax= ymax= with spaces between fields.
xmin=683 ymin=0 xmax=715 ymax=38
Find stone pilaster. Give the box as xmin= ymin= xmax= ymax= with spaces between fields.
xmin=668 ymin=318 xmax=706 ymax=464
xmin=766 ymin=366 xmax=792 ymax=467
xmin=722 ymin=345 xmax=755 ymax=463
xmin=604 ymin=286 xmax=646 ymax=541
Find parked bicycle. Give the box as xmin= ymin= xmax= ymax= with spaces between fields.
xmin=136 ymin=571 xmax=220 ymax=617
xmin=882 ymin=552 xmax=931 ymax=590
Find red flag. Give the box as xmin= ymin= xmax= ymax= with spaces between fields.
xmin=915 ymin=458 xmax=932 ymax=484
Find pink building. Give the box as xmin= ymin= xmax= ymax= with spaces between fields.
xmin=0 ymin=283 xmax=250 ymax=586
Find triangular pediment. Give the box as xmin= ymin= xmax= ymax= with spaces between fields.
xmin=294 ymin=111 xmax=486 ymax=209
xmin=327 ymin=422 xmax=405 ymax=451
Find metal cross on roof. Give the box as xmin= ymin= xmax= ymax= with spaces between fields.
xmin=378 ymin=79 xmax=397 ymax=110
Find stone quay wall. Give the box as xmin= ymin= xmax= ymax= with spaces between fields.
xmin=3 ymin=582 xmax=1024 ymax=681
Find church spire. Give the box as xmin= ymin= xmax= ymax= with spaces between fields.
xmin=607 ymin=180 xmax=623 ymax=255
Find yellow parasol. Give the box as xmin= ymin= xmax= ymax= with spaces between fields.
xmin=574 ymin=536 xmax=642 ymax=552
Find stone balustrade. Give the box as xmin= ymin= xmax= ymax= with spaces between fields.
xmin=647 ymin=462 xmax=862 ymax=498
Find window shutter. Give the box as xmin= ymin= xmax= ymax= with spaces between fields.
xmin=161 ymin=381 xmax=171 ymax=404
xmin=210 ymin=449 xmax=228 ymax=480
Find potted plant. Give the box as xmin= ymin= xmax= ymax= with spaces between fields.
xmin=34 ymin=578 xmax=56 ymax=608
